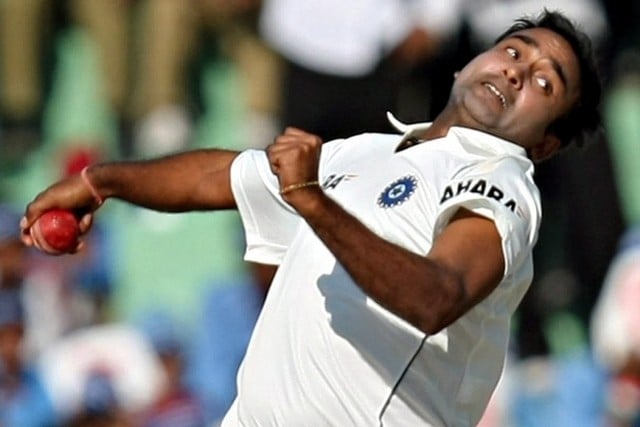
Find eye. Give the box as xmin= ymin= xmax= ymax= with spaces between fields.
xmin=506 ymin=47 xmax=519 ymax=59
xmin=535 ymin=76 xmax=552 ymax=93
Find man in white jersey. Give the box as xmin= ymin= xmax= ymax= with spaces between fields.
xmin=20 ymin=10 xmax=602 ymax=426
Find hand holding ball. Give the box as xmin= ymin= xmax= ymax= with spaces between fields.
xmin=30 ymin=209 xmax=80 ymax=255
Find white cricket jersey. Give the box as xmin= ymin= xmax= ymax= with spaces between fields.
xmin=223 ymin=117 xmax=541 ymax=426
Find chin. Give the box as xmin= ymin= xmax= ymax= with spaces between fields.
xmin=460 ymin=98 xmax=502 ymax=129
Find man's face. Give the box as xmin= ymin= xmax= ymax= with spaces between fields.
xmin=450 ymin=27 xmax=582 ymax=149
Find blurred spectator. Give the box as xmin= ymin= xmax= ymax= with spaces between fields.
xmin=460 ymin=0 xmax=609 ymax=53
xmin=0 ymin=0 xmax=118 ymax=170
xmin=393 ymin=1 xmax=467 ymax=123
xmin=128 ymin=0 xmax=280 ymax=155
xmin=0 ymin=204 xmax=29 ymax=290
xmin=197 ymin=0 xmax=282 ymax=149
xmin=0 ymin=0 xmax=282 ymax=171
xmin=65 ymin=370 xmax=133 ymax=427
xmin=0 ymin=205 xmax=58 ymax=427
xmin=591 ymin=229 xmax=640 ymax=426
xmin=0 ymin=288 xmax=58 ymax=427
xmin=37 ymin=323 xmax=165 ymax=423
xmin=187 ymin=263 xmax=274 ymax=425
xmin=124 ymin=0 xmax=199 ymax=158
xmin=136 ymin=310 xmax=206 ymax=427
xmin=259 ymin=0 xmax=460 ymax=142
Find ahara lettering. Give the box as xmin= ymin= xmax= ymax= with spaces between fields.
xmin=440 ymin=179 xmax=517 ymax=212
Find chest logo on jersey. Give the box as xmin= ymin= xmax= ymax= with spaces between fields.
xmin=377 ymin=175 xmax=418 ymax=208
xmin=440 ymin=179 xmax=517 ymax=212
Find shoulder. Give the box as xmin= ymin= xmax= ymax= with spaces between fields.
xmin=321 ymin=132 xmax=399 ymax=159
xmin=324 ymin=132 xmax=399 ymax=147
xmin=439 ymin=154 xmax=540 ymax=222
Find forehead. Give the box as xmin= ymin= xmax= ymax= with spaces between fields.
xmin=501 ymin=28 xmax=581 ymax=94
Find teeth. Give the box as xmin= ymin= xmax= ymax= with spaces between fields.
xmin=485 ymin=83 xmax=506 ymax=108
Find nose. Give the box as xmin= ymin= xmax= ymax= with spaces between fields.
xmin=503 ymin=64 xmax=524 ymax=90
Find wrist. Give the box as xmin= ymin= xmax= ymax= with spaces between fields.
xmin=81 ymin=166 xmax=104 ymax=206
xmin=282 ymin=184 xmax=326 ymax=218
xmin=279 ymin=180 xmax=320 ymax=196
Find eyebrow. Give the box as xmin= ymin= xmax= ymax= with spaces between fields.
xmin=508 ymin=33 xmax=568 ymax=88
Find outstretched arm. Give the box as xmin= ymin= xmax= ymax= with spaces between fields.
xmin=21 ymin=149 xmax=240 ymax=248
xmin=80 ymin=149 xmax=239 ymax=212
xmin=268 ymin=128 xmax=505 ymax=334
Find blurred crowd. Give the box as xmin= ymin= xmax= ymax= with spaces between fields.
xmin=0 ymin=0 xmax=639 ymax=426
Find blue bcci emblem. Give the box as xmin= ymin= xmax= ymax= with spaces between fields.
xmin=377 ymin=176 xmax=418 ymax=208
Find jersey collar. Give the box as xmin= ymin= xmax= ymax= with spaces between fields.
xmin=387 ymin=112 xmax=528 ymax=158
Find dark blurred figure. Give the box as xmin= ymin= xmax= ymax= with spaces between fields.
xmin=258 ymin=0 xmax=459 ymax=142
xmin=137 ymin=311 xmax=206 ymax=427
xmin=0 ymin=289 xmax=58 ymax=427
xmin=65 ymin=370 xmax=133 ymax=427
xmin=0 ymin=204 xmax=58 ymax=427
xmin=0 ymin=205 xmax=30 ymax=290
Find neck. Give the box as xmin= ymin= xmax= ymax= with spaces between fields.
xmin=416 ymin=107 xmax=460 ymax=141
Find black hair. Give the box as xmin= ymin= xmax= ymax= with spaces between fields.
xmin=495 ymin=9 xmax=602 ymax=147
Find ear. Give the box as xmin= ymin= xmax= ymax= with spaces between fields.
xmin=530 ymin=134 xmax=561 ymax=162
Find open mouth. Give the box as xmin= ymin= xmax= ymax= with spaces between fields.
xmin=484 ymin=83 xmax=507 ymax=108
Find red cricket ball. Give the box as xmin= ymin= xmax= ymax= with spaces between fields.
xmin=30 ymin=209 xmax=80 ymax=255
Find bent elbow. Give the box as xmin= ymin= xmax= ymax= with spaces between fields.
xmin=417 ymin=274 xmax=468 ymax=335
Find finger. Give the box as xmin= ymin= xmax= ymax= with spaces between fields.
xmin=271 ymin=135 xmax=316 ymax=151
xmin=277 ymin=128 xmax=317 ymax=141
xmin=22 ymin=190 xmax=58 ymax=228
xmin=20 ymin=217 xmax=34 ymax=247
xmin=283 ymin=126 xmax=311 ymax=136
xmin=71 ymin=240 xmax=85 ymax=254
xmin=272 ymin=133 xmax=299 ymax=146
xmin=22 ymin=201 xmax=40 ymax=230
xmin=265 ymin=144 xmax=281 ymax=175
xmin=78 ymin=213 xmax=94 ymax=234
xmin=267 ymin=138 xmax=308 ymax=158
xmin=282 ymin=128 xmax=324 ymax=146
xmin=267 ymin=138 xmax=293 ymax=151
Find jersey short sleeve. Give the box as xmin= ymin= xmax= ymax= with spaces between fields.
xmin=432 ymin=157 xmax=541 ymax=278
xmin=230 ymin=150 xmax=301 ymax=265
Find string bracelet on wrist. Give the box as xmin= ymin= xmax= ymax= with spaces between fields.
xmin=80 ymin=166 xmax=103 ymax=206
xmin=279 ymin=180 xmax=320 ymax=195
